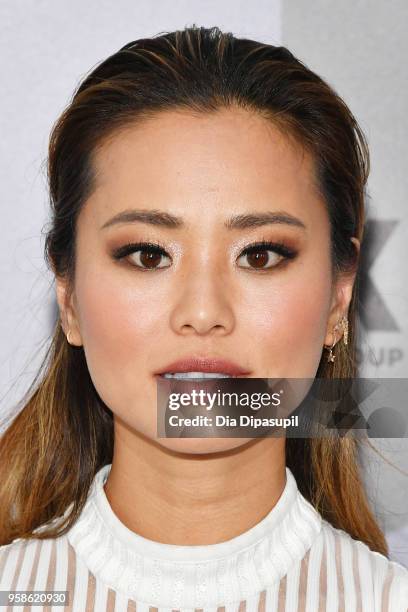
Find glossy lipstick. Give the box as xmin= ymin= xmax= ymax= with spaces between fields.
xmin=155 ymin=356 xmax=251 ymax=377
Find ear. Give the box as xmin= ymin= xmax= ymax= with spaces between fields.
xmin=55 ymin=275 xmax=83 ymax=346
xmin=324 ymin=237 xmax=360 ymax=346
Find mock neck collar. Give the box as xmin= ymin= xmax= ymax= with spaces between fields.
xmin=67 ymin=463 xmax=322 ymax=608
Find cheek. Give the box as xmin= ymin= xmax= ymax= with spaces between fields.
xmin=72 ymin=269 xmax=166 ymax=437
xmin=76 ymin=275 xmax=155 ymax=360
xmin=238 ymin=260 xmax=332 ymax=376
xmin=73 ymin=266 xmax=163 ymax=426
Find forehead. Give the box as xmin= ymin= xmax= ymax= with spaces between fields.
xmin=84 ymin=107 xmax=324 ymax=225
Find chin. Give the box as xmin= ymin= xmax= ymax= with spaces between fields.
xmin=156 ymin=436 xmax=254 ymax=455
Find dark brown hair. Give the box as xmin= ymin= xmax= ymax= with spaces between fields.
xmin=0 ymin=25 xmax=388 ymax=554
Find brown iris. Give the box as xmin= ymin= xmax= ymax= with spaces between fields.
xmin=247 ymin=250 xmax=269 ymax=269
xmin=140 ymin=251 xmax=163 ymax=269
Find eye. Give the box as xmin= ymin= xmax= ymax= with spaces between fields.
xmin=111 ymin=242 xmax=171 ymax=270
xmin=237 ymin=240 xmax=297 ymax=270
xmin=111 ymin=239 xmax=298 ymax=272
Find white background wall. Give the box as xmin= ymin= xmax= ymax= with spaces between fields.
xmin=1 ymin=1 xmax=407 ymax=566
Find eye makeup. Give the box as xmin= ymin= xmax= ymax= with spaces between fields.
xmin=109 ymin=237 xmax=299 ymax=272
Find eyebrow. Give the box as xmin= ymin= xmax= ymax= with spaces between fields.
xmin=100 ymin=208 xmax=307 ymax=231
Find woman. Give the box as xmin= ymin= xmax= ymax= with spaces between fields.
xmin=0 ymin=25 xmax=407 ymax=611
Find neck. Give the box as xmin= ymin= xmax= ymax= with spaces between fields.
xmin=104 ymin=417 xmax=287 ymax=546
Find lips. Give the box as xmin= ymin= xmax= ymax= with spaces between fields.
xmin=155 ymin=356 xmax=251 ymax=377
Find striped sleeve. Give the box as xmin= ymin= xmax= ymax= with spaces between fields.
xmin=386 ymin=561 xmax=408 ymax=612
xmin=322 ymin=523 xmax=408 ymax=612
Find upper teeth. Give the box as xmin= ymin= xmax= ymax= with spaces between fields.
xmin=162 ymin=372 xmax=234 ymax=379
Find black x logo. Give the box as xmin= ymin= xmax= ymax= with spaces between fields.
xmin=358 ymin=218 xmax=399 ymax=331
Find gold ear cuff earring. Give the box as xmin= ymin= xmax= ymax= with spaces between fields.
xmin=60 ymin=322 xmax=74 ymax=345
xmin=324 ymin=315 xmax=349 ymax=363
xmin=66 ymin=330 xmax=73 ymax=345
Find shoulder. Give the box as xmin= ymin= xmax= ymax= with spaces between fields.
xmin=0 ymin=537 xmax=47 ymax=574
xmin=0 ymin=507 xmax=76 ymax=576
xmin=0 ymin=536 xmax=38 ymax=559
xmin=0 ymin=538 xmax=37 ymax=586
xmin=319 ymin=519 xmax=408 ymax=611
xmin=0 ymin=535 xmax=71 ymax=588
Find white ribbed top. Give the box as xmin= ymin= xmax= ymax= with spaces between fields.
xmin=1 ymin=463 xmax=407 ymax=611
xmin=67 ymin=464 xmax=321 ymax=607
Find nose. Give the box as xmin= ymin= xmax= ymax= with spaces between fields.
xmin=169 ymin=262 xmax=235 ymax=336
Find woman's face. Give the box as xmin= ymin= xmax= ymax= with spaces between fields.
xmin=57 ymin=107 xmax=356 ymax=454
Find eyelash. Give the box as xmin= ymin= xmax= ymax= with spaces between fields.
xmin=111 ymin=239 xmax=298 ymax=272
